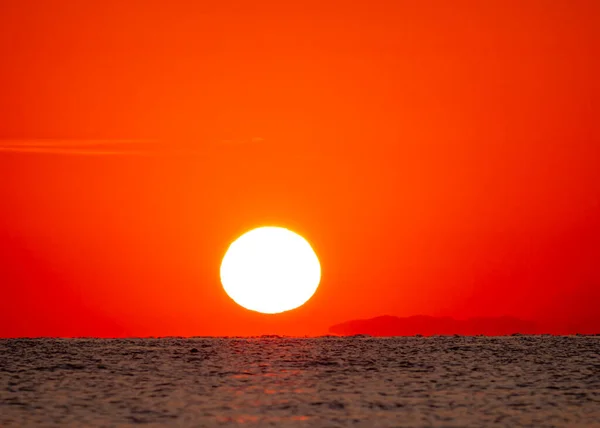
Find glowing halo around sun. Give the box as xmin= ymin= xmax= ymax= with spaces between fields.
xmin=220 ymin=226 xmax=321 ymax=314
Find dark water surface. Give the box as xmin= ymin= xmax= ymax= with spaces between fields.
xmin=1 ymin=337 xmax=599 ymax=427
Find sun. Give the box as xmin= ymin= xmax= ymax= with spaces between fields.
xmin=220 ymin=226 xmax=321 ymax=314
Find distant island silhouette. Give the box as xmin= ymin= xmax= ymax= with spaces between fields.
xmin=329 ymin=315 xmax=542 ymax=336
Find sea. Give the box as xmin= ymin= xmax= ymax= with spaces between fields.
xmin=1 ymin=336 xmax=599 ymax=427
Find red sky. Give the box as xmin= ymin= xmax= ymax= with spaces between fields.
xmin=1 ymin=0 xmax=599 ymax=336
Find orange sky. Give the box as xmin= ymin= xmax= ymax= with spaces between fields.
xmin=1 ymin=0 xmax=599 ymax=336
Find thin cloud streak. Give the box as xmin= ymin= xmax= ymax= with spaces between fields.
xmin=0 ymin=146 xmax=153 ymax=156
xmin=0 ymin=139 xmax=185 ymax=156
xmin=0 ymin=139 xmax=155 ymax=148
xmin=0 ymin=138 xmax=267 ymax=156
xmin=0 ymin=139 xmax=159 ymax=156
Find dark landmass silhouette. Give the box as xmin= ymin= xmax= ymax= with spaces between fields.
xmin=329 ymin=315 xmax=544 ymax=336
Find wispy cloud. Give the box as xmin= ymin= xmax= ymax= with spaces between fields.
xmin=0 ymin=139 xmax=152 ymax=147
xmin=0 ymin=137 xmax=267 ymax=156
xmin=0 ymin=139 xmax=157 ymax=156
xmin=0 ymin=147 xmax=150 ymax=156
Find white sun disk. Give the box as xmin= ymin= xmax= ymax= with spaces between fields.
xmin=220 ymin=227 xmax=321 ymax=314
